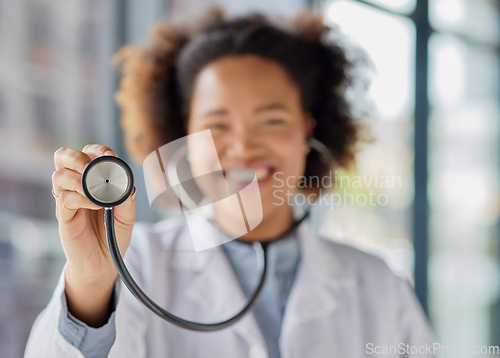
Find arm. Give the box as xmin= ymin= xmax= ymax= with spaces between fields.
xmin=25 ymin=246 xmax=148 ymax=357
xmin=24 ymin=145 xmax=138 ymax=358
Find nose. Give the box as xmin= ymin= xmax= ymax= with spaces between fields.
xmin=224 ymin=126 xmax=262 ymax=161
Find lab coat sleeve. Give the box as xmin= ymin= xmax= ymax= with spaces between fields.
xmin=24 ymin=264 xmax=86 ymax=358
xmin=395 ymin=276 xmax=437 ymax=357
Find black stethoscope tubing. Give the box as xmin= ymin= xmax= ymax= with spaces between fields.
xmin=83 ymin=155 xmax=309 ymax=332
xmin=104 ymin=209 xmax=309 ymax=331
xmin=104 ymin=208 xmax=271 ymax=331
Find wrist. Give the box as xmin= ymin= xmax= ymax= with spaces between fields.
xmin=64 ymin=264 xmax=118 ymax=327
xmin=65 ymin=262 xmax=117 ymax=288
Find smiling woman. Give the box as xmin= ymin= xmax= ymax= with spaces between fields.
xmin=25 ymin=7 xmax=435 ymax=358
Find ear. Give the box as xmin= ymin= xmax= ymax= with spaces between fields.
xmin=304 ymin=113 xmax=317 ymax=137
xmin=303 ymin=113 xmax=316 ymax=155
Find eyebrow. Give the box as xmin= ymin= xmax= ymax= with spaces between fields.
xmin=254 ymin=102 xmax=290 ymax=113
xmin=201 ymin=108 xmax=228 ymax=118
xmin=201 ymin=102 xmax=289 ymax=118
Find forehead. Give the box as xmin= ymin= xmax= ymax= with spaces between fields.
xmin=189 ymin=55 xmax=302 ymax=114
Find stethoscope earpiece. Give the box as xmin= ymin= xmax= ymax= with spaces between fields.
xmin=82 ymin=156 xmax=134 ymax=208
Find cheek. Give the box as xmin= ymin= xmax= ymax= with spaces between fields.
xmin=187 ymin=129 xmax=225 ymax=180
xmin=271 ymin=134 xmax=308 ymax=185
xmin=186 ymin=118 xmax=223 ymax=175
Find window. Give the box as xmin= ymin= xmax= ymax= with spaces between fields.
xmin=428 ymin=0 xmax=500 ymax=348
xmin=322 ymin=0 xmax=500 ymax=350
xmin=322 ymin=0 xmax=416 ymax=280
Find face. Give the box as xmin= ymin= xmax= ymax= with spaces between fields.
xmin=187 ymin=55 xmax=311 ymax=231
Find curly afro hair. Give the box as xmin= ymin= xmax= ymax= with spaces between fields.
xmin=114 ymin=8 xmax=368 ymax=190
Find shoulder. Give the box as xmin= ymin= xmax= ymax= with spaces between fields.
xmin=313 ymin=235 xmax=433 ymax=341
xmin=311 ymin=234 xmax=420 ymax=313
xmin=331 ymin=239 xmax=393 ymax=276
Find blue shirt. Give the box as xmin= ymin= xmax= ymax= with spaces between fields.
xmin=59 ymin=233 xmax=301 ymax=358
xmin=222 ymin=233 xmax=301 ymax=358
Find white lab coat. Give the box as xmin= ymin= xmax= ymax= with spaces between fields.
xmin=25 ymin=214 xmax=435 ymax=358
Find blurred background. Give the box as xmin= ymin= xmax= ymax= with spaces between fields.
xmin=0 ymin=0 xmax=498 ymax=356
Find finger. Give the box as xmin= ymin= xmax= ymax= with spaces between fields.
xmin=82 ymin=144 xmax=117 ymax=161
xmin=114 ymin=187 xmax=137 ymax=227
xmin=52 ymin=168 xmax=86 ymax=197
xmin=54 ymin=147 xmax=92 ymax=173
xmin=56 ymin=190 xmax=102 ymax=223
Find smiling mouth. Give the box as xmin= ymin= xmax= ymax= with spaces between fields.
xmin=223 ymin=166 xmax=274 ymax=185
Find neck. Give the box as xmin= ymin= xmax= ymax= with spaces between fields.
xmin=215 ymin=205 xmax=294 ymax=243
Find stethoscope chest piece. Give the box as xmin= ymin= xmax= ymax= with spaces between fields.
xmin=82 ymin=156 xmax=134 ymax=208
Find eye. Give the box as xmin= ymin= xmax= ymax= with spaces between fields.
xmin=262 ymin=118 xmax=286 ymax=126
xmin=207 ymin=123 xmax=230 ymax=132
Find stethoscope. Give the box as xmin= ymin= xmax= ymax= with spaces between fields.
xmin=81 ymin=155 xmax=309 ymax=332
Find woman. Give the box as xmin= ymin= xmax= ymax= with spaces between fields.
xmin=25 ymin=9 xmax=434 ymax=358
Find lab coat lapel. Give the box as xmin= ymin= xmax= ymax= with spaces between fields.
xmin=171 ymin=217 xmax=266 ymax=350
xmin=281 ymin=220 xmax=357 ymax=339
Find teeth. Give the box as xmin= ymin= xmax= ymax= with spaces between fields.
xmin=226 ymin=168 xmax=269 ymax=183
xmin=227 ymin=170 xmax=255 ymax=183
xmin=254 ymin=169 xmax=269 ymax=180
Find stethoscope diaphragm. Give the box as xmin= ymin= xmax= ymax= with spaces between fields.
xmin=82 ymin=156 xmax=134 ymax=208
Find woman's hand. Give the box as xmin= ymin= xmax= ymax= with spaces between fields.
xmin=52 ymin=144 xmax=137 ymax=327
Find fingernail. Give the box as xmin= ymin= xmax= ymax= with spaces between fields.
xmin=131 ymin=187 xmax=136 ymax=201
xmin=104 ymin=150 xmax=116 ymax=156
